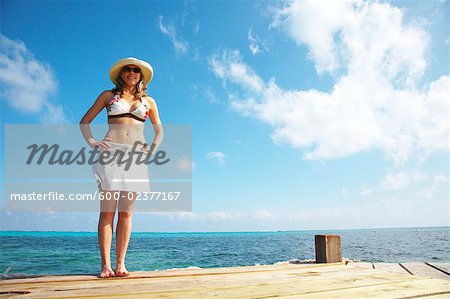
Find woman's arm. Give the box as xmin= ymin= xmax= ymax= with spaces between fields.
xmin=146 ymin=96 xmax=164 ymax=154
xmin=79 ymin=90 xmax=113 ymax=149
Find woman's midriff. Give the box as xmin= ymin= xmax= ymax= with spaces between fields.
xmin=104 ymin=119 xmax=146 ymax=145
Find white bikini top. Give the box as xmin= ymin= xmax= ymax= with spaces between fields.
xmin=107 ymin=94 xmax=149 ymax=122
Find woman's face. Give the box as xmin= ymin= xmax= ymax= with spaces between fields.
xmin=121 ymin=64 xmax=141 ymax=86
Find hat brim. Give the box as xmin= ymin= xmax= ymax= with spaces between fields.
xmin=109 ymin=57 xmax=153 ymax=85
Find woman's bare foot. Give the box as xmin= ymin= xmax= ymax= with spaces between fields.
xmin=99 ymin=265 xmax=115 ymax=278
xmin=114 ymin=264 xmax=129 ymax=277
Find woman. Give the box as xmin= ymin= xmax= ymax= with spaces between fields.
xmin=80 ymin=57 xmax=163 ymax=278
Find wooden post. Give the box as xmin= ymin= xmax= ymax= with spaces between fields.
xmin=315 ymin=234 xmax=342 ymax=263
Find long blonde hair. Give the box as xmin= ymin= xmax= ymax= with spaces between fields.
xmin=112 ymin=68 xmax=148 ymax=99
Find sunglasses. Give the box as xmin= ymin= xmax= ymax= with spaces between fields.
xmin=122 ymin=66 xmax=141 ymax=73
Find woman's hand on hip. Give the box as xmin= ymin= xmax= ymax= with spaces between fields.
xmin=89 ymin=137 xmax=112 ymax=150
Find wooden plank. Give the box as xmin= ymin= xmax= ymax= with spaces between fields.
xmin=0 ymin=269 xmax=423 ymax=298
xmin=401 ymin=262 xmax=450 ymax=280
xmin=413 ymin=294 xmax=450 ymax=299
xmin=0 ymin=262 xmax=346 ymax=285
xmin=373 ymin=263 xmax=410 ymax=275
xmin=412 ymin=294 xmax=450 ymax=299
xmin=0 ymin=263 xmax=360 ymax=295
xmin=0 ymin=263 xmax=359 ymax=297
xmin=1 ymin=263 xmax=449 ymax=298
xmin=44 ymin=272 xmax=450 ymax=298
xmin=279 ymin=279 xmax=450 ymax=299
xmin=427 ymin=262 xmax=450 ymax=276
xmin=0 ymin=267 xmax=432 ymax=298
xmin=346 ymin=262 xmax=373 ymax=269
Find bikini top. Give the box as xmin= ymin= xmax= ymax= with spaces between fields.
xmin=107 ymin=94 xmax=149 ymax=122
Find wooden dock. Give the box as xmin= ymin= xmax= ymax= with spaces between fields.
xmin=1 ymin=261 xmax=449 ymax=298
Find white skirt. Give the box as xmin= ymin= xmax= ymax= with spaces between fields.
xmin=92 ymin=141 xmax=150 ymax=192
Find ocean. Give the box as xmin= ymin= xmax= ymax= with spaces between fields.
xmin=0 ymin=226 xmax=449 ymax=277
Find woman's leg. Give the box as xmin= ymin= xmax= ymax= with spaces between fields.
xmin=115 ymin=191 xmax=136 ymax=277
xmin=98 ymin=189 xmax=118 ymax=278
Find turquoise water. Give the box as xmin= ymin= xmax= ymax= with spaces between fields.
xmin=0 ymin=226 xmax=449 ymax=277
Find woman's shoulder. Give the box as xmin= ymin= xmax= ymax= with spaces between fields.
xmin=98 ymin=90 xmax=116 ymax=104
xmin=143 ymin=95 xmax=156 ymax=106
xmin=101 ymin=90 xmax=116 ymax=98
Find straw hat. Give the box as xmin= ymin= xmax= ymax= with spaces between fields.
xmin=109 ymin=57 xmax=153 ymax=85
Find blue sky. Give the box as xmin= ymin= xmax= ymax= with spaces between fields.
xmin=1 ymin=0 xmax=449 ymax=232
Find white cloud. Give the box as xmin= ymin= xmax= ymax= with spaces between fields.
xmin=248 ymin=28 xmax=268 ymax=56
xmin=155 ymin=212 xmax=199 ymax=222
xmin=206 ymin=211 xmax=240 ymax=221
xmin=194 ymin=22 xmax=200 ymax=35
xmin=209 ymin=1 xmax=450 ymax=164
xmin=173 ymin=212 xmax=199 ymax=221
xmin=341 ymin=187 xmax=347 ymax=196
xmin=0 ymin=34 xmax=67 ymax=123
xmin=381 ymin=171 xmax=425 ymax=190
xmin=205 ymin=210 xmax=277 ymax=222
xmin=209 ymin=50 xmax=264 ymax=93
xmin=157 ymin=16 xmax=189 ymax=55
xmin=422 ymin=175 xmax=449 ymax=199
xmin=189 ymin=85 xmax=221 ymax=105
xmin=159 ymin=200 xmax=449 ymax=229
xmin=253 ymin=209 xmax=278 ymax=220
xmin=272 ymin=1 xmax=428 ymax=81
xmin=39 ymin=102 xmax=66 ymax=124
xmin=282 ymin=196 xmax=450 ymax=228
xmin=359 ymin=185 xmax=373 ymax=196
xmin=203 ymin=87 xmax=219 ymax=104
xmin=206 ymin=151 xmax=227 ymax=165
